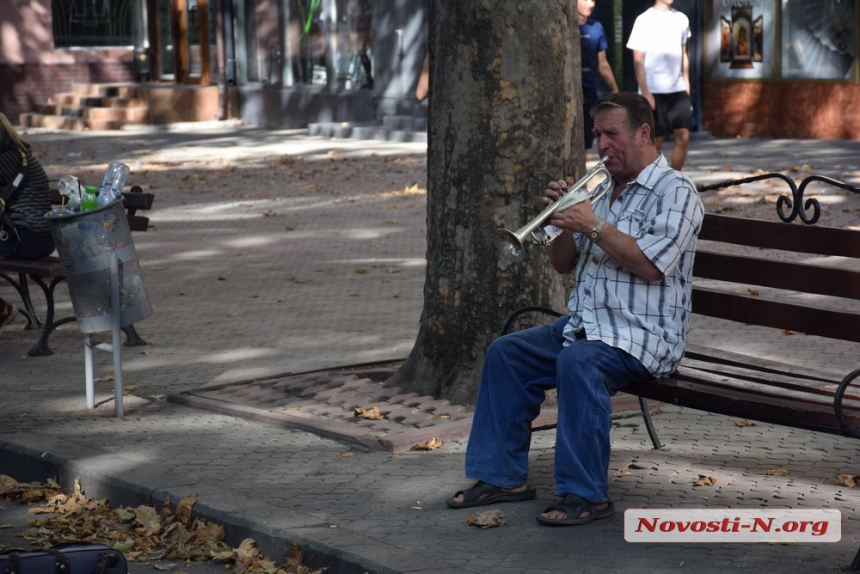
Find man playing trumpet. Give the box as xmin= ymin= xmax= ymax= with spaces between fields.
xmin=447 ymin=92 xmax=704 ymax=526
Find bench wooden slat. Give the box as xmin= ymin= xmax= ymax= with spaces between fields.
xmin=48 ymin=188 xmax=154 ymax=210
xmin=692 ymin=287 xmax=860 ymax=343
xmin=0 ymin=257 xmax=65 ymax=277
xmin=683 ymin=343 xmax=842 ymax=383
xmin=694 ymin=249 xmax=860 ymax=300
xmin=633 ymin=375 xmax=860 ymax=437
xmin=700 ymin=213 xmax=860 ymax=257
xmin=675 ymin=361 xmax=860 ymax=408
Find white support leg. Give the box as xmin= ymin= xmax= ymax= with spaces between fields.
xmin=110 ymin=253 xmax=123 ymax=417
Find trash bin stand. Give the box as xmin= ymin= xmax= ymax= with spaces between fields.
xmin=83 ymin=252 xmax=124 ymax=416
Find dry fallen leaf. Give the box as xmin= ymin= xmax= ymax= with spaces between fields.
xmin=694 ymin=474 xmax=717 ymax=487
xmin=759 ymin=469 xmax=790 ymax=476
xmin=735 ymin=420 xmax=757 ymax=427
xmin=781 ymin=330 xmax=796 ymax=336
xmin=747 ymin=289 xmax=760 ymax=296
xmin=836 ymin=474 xmax=859 ymax=488
xmin=616 ymin=470 xmax=633 ymax=477
xmin=1 ymin=475 xmax=326 ymax=572
xmin=354 ymin=406 xmax=384 ymax=420
xmin=411 ymin=437 xmax=444 ymax=451
xmin=466 ymin=509 xmax=506 ymax=529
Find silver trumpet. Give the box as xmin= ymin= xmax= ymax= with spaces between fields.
xmin=494 ymin=156 xmax=611 ymax=262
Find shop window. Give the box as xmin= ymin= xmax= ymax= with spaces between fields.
xmin=781 ymin=0 xmax=855 ymax=79
xmin=52 ymin=0 xmax=136 ymax=48
xmin=287 ymin=0 xmax=373 ymax=88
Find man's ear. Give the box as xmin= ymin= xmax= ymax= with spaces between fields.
xmin=640 ymin=123 xmax=651 ymax=145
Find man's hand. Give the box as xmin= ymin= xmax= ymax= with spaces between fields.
xmin=543 ymin=179 xmax=567 ymax=207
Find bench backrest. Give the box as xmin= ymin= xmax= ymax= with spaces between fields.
xmin=49 ymin=185 xmax=153 ymax=232
xmin=693 ymin=213 xmax=860 ymax=343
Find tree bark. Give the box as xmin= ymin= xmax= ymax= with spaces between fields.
xmin=388 ymin=1 xmax=585 ymax=405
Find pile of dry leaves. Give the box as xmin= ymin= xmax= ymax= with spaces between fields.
xmin=0 ymin=475 xmax=325 ymax=574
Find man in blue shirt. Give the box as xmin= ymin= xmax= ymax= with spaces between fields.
xmin=579 ymin=0 xmax=619 ymax=150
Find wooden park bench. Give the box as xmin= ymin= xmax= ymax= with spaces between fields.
xmin=502 ymin=173 xmax=860 ymax=572
xmin=0 ymin=185 xmax=154 ymax=356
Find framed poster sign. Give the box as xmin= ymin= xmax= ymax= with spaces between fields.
xmin=707 ymin=0 xmax=776 ymax=79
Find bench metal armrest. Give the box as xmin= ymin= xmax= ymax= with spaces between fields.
xmin=500 ymin=306 xmax=563 ymax=336
xmin=835 ymin=368 xmax=860 ymax=439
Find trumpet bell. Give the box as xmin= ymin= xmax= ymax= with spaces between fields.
xmin=493 ymin=155 xmax=610 ymax=263
xmin=493 ymin=228 xmax=525 ymax=263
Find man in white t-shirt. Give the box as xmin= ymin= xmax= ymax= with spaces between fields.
xmin=627 ymin=0 xmax=691 ymax=170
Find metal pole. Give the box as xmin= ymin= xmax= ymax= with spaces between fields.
xmin=110 ymin=252 xmax=124 ymax=417
xmin=84 ymin=335 xmax=95 ymax=408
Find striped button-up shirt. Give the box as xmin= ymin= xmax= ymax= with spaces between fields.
xmin=563 ymin=155 xmax=704 ymax=377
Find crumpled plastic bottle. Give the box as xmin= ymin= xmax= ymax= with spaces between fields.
xmin=98 ymin=160 xmax=130 ymax=206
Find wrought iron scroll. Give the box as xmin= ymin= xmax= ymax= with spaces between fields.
xmin=835 ymin=369 xmax=860 ymax=440
xmin=698 ymin=172 xmax=860 ymax=225
xmin=696 ymin=172 xmax=821 ymax=224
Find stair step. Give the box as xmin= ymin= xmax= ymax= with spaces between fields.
xmin=382 ymin=115 xmax=427 ymax=131
xmin=20 ymin=113 xmax=87 ymax=130
xmin=34 ymin=104 xmax=147 ymax=122
xmin=83 ymin=106 xmax=148 ymax=121
xmin=308 ymin=121 xmax=427 ymax=143
xmin=71 ymin=83 xmax=138 ymax=98
xmin=52 ymin=94 xmax=146 ymax=108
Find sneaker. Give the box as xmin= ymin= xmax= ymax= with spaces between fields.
xmin=0 ymin=303 xmax=18 ymax=333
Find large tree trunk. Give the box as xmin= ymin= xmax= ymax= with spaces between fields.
xmin=388 ymin=1 xmax=585 ymax=406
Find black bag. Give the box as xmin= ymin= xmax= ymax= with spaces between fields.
xmin=0 ymin=543 xmax=127 ymax=574
xmin=0 ymin=149 xmax=27 ymax=259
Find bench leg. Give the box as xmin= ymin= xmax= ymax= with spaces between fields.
xmin=0 ymin=271 xmax=41 ymax=329
xmin=25 ymin=276 xmax=69 ymax=357
xmin=639 ymin=397 xmax=663 ymax=450
xmin=16 ymin=272 xmax=42 ymax=329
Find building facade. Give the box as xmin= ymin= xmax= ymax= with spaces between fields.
xmin=2 ymin=0 xmax=858 ymax=139
xmin=0 ymin=0 xmax=428 ymax=129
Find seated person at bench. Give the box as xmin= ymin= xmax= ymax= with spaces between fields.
xmin=0 ymin=112 xmax=55 ymax=333
xmin=446 ymin=92 xmax=704 ymax=526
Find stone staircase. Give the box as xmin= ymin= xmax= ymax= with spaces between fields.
xmin=20 ymin=83 xmax=148 ymax=131
xmin=308 ymin=108 xmax=428 ymax=143
xmin=19 ymin=83 xmax=223 ymax=131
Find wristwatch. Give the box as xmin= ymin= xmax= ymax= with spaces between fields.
xmin=588 ymin=219 xmax=605 ymax=242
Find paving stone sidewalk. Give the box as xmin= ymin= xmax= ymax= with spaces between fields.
xmin=2 ymin=127 xmax=860 ymax=573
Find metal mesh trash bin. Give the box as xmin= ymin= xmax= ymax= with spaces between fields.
xmin=46 ymin=199 xmax=152 ymax=333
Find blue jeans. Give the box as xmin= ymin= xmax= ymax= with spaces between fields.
xmin=464 ymin=315 xmax=652 ymax=502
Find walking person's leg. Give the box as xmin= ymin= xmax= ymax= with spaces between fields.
xmin=667 ymin=91 xmax=693 ymax=170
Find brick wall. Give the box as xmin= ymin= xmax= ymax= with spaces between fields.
xmin=0 ymin=61 xmax=135 ymax=124
xmin=702 ymin=81 xmax=860 ymax=140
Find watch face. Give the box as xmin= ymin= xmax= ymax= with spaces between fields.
xmin=589 ymin=230 xmax=599 ymax=241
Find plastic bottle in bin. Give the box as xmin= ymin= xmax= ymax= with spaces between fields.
xmin=80 ymin=186 xmax=98 ymax=212
xmin=98 ymin=160 xmax=130 ymax=205
xmin=55 ymin=175 xmax=82 ymax=213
